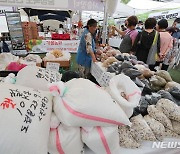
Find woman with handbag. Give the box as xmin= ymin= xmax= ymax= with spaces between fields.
xmin=132 ymin=18 xmax=160 ymax=71
xmin=112 ymin=16 xmax=138 ymax=53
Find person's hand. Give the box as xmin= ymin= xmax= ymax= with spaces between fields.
xmin=129 ymin=51 xmax=135 ymax=55
xmin=111 ymin=25 xmax=116 ymax=30
xmin=92 ymin=57 xmax=97 ymax=63
xmin=159 ymin=53 xmax=165 ymax=60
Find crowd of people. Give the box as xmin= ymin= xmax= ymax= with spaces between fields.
xmin=113 ymin=16 xmax=180 ymax=71
xmin=76 ymin=16 xmax=180 ymax=79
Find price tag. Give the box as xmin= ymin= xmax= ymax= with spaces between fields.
xmin=46 ymin=62 xmax=60 ymax=72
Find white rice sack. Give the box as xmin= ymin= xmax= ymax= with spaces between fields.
xmin=171 ymin=120 xmax=180 ymax=135
xmin=0 ymin=83 xmax=52 ymax=154
xmin=144 ymin=115 xmax=165 ymax=141
xmin=48 ymin=124 xmax=83 ymax=154
xmin=24 ymin=54 xmax=42 ymax=63
xmin=82 ymin=126 xmax=119 ymax=154
xmin=49 ymin=79 xmax=131 ymax=127
xmin=107 ymin=74 xmax=141 ymax=118
xmin=16 ymin=66 xmax=62 ymax=91
xmin=130 ymin=115 xmax=156 ymax=142
xmin=50 ymin=112 xmax=60 ymax=129
xmin=118 ymin=125 xmax=140 ymax=148
xmin=0 ymin=53 xmax=19 ymax=70
xmin=147 ymin=105 xmax=173 ymax=130
xmin=156 ymin=99 xmax=180 ymax=122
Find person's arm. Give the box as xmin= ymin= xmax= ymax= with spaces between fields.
xmin=157 ymin=33 xmax=163 ymax=61
xmin=131 ymin=32 xmax=141 ymax=54
xmin=157 ymin=33 xmax=161 ymax=54
xmin=85 ymin=33 xmax=97 ymax=62
xmin=112 ymin=26 xmax=126 ymax=36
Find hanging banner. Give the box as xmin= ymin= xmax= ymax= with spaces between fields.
xmin=0 ymin=0 xmax=103 ymax=11
xmin=149 ymin=9 xmax=180 ymax=20
xmin=0 ymin=0 xmax=68 ymax=10
xmin=28 ymin=39 xmax=80 ymax=53
xmin=69 ymin=0 xmax=104 ymax=11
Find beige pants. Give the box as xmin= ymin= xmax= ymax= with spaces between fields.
xmin=78 ymin=65 xmax=91 ymax=79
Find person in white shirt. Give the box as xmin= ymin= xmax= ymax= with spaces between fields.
xmin=58 ymin=24 xmax=65 ymax=34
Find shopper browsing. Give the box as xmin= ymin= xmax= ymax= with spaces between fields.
xmin=171 ymin=18 xmax=180 ymax=39
xmin=154 ymin=19 xmax=173 ymax=71
xmin=76 ymin=19 xmax=97 ymax=78
xmin=58 ymin=24 xmax=65 ymax=34
xmin=132 ymin=18 xmax=160 ymax=71
xmin=112 ymin=16 xmax=138 ymax=53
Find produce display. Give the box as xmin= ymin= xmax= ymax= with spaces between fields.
xmin=0 ymin=53 xmax=42 ymax=72
xmin=43 ymin=49 xmax=71 ymax=61
xmin=0 ymin=42 xmax=179 ymax=154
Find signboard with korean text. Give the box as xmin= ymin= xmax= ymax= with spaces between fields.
xmin=0 ymin=0 xmax=68 ymax=10
xmin=0 ymin=0 xmax=103 ymax=11
xmin=69 ymin=0 xmax=104 ymax=11
xmin=46 ymin=62 xmax=60 ymax=72
xmin=149 ymin=9 xmax=180 ymax=20
xmin=29 ymin=40 xmax=80 ymax=53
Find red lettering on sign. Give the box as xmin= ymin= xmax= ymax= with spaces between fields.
xmin=0 ymin=98 xmax=16 ymax=109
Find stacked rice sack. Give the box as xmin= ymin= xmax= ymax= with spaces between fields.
xmin=48 ymin=78 xmax=134 ymax=154
xmin=0 ymin=83 xmax=53 ymax=154
xmin=15 ymin=66 xmax=62 ymax=91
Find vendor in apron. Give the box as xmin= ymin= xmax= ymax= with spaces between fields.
xmin=112 ymin=16 xmax=138 ymax=53
xmin=76 ymin=19 xmax=97 ymax=79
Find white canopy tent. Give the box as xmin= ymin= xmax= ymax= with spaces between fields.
xmin=128 ymin=0 xmax=180 ymax=11
xmin=81 ymin=1 xmax=136 ymax=23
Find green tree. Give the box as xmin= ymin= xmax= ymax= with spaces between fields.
xmin=121 ymin=0 xmax=131 ymax=4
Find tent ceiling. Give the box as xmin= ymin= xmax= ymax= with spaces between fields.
xmin=38 ymin=14 xmax=67 ymax=22
xmin=22 ymin=8 xmax=71 ymax=18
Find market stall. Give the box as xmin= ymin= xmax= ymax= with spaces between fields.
xmin=0 ymin=1 xmax=180 ymax=154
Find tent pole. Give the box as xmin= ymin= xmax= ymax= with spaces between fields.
xmin=70 ymin=17 xmax=72 ymax=30
xmin=102 ymin=0 xmax=108 ymax=44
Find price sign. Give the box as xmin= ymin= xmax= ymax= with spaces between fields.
xmin=46 ymin=62 xmax=60 ymax=72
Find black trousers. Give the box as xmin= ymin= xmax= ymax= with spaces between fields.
xmin=149 ymin=62 xmax=169 ymax=71
xmin=154 ymin=61 xmax=169 ymax=71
